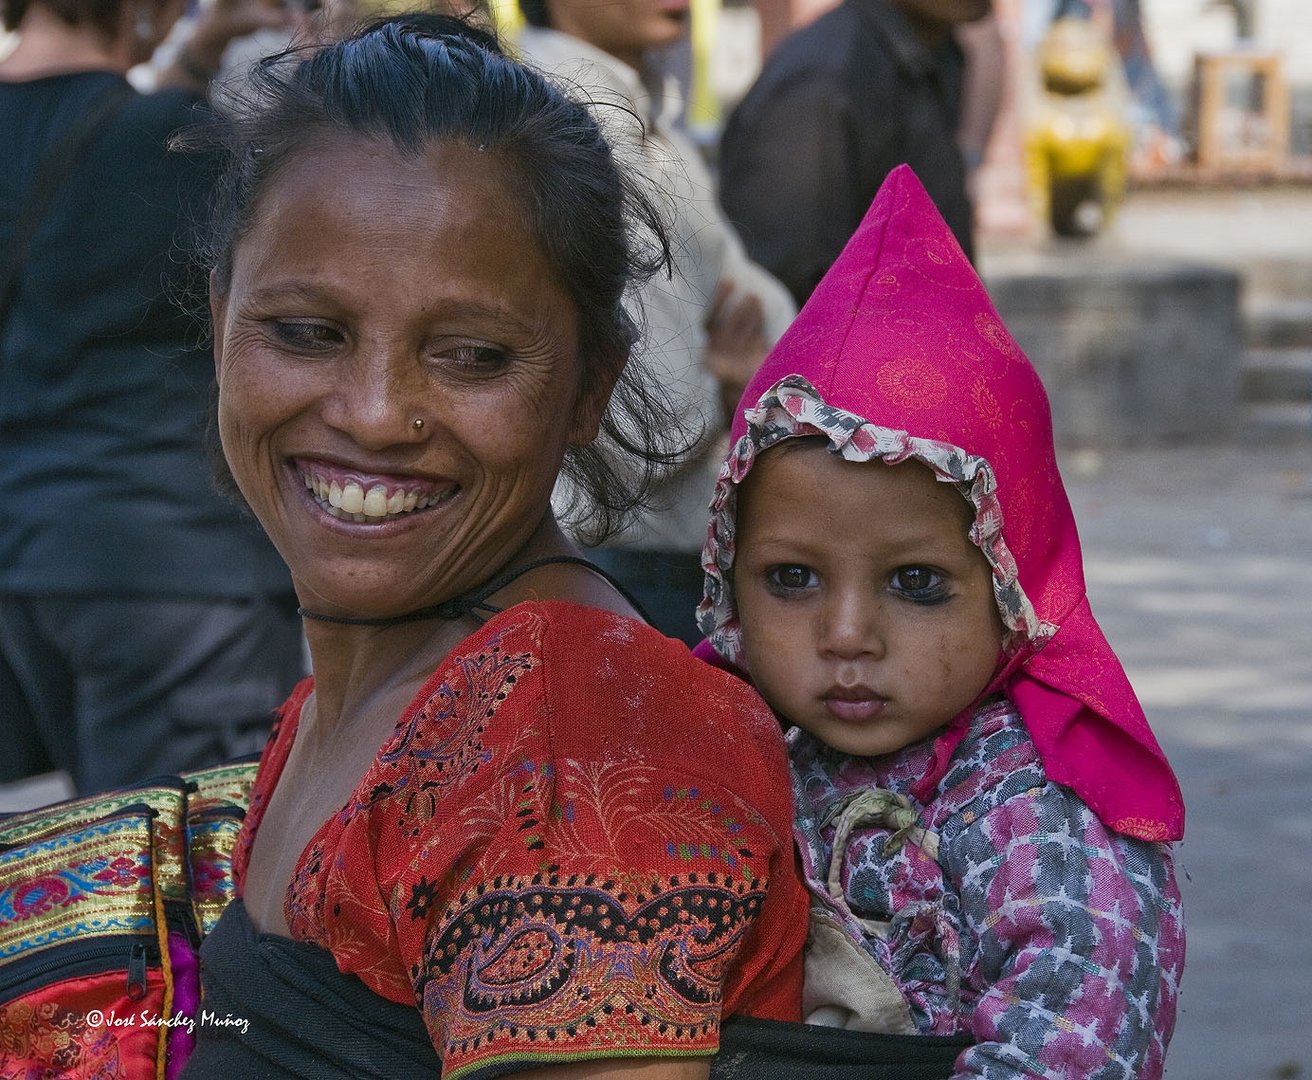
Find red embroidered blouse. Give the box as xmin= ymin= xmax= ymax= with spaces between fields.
xmin=234 ymin=600 xmax=807 ymax=1078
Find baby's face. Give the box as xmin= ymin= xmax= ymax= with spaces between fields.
xmin=733 ymin=444 xmax=1004 ymax=758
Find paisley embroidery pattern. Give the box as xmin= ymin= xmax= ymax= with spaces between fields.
xmin=421 ymin=871 xmax=766 ymax=1071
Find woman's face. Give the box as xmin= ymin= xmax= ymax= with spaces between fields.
xmin=212 ymin=136 xmax=602 ymax=620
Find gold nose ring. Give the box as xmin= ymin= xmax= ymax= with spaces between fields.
xmin=412 ymin=418 xmax=425 ymax=431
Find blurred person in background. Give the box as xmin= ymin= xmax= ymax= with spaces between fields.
xmin=719 ymin=0 xmax=992 ymax=306
xmin=514 ymin=0 xmax=797 ymax=646
xmin=955 ymin=9 xmax=1005 ymax=197
xmin=0 ymin=0 xmax=308 ymax=793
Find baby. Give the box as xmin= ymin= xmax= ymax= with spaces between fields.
xmin=698 ymin=166 xmax=1185 ymax=1079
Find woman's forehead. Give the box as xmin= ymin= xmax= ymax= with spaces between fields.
xmin=249 ymin=134 xmax=521 ymax=227
xmin=222 ymin=137 xmax=578 ymax=345
xmin=233 ymin=139 xmax=545 ymax=281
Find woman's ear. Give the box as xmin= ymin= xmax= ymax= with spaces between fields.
xmin=568 ymin=348 xmax=626 ymax=446
xmin=209 ymin=270 xmax=228 ymax=383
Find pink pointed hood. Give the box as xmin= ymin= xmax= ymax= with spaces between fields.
xmin=699 ymin=165 xmax=1183 ymax=842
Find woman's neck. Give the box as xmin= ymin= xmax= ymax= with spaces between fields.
xmin=300 ymin=513 xmax=587 ymax=732
xmin=301 ymin=613 xmax=478 ymax=744
xmin=0 ymin=7 xmax=131 ymax=79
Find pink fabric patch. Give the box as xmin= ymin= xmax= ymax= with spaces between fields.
xmin=166 ymin=929 xmax=200 ymax=1078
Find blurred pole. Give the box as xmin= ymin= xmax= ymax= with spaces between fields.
xmin=488 ymin=0 xmax=522 ymax=38
xmin=971 ymin=0 xmax=1036 ymax=244
xmin=688 ymin=0 xmax=722 ymax=139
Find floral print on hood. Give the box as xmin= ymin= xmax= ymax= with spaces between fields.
xmin=699 ymin=165 xmax=1183 ymax=843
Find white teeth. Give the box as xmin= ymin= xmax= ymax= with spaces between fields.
xmin=362 ymin=484 xmax=389 ymax=517
xmin=304 ymin=471 xmax=439 ymax=522
xmin=338 ymin=481 xmax=365 ymax=515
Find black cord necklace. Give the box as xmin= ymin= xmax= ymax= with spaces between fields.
xmin=296 ymin=555 xmax=651 ymax=628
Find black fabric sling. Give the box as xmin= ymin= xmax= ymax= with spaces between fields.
xmin=184 ymin=901 xmax=969 ymax=1080
xmin=713 ymin=1016 xmax=971 ymax=1079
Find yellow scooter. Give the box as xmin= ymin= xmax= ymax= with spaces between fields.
xmin=1024 ymin=17 xmax=1132 ymax=238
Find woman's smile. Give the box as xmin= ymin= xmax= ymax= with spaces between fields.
xmin=293 ymin=458 xmax=458 ymax=525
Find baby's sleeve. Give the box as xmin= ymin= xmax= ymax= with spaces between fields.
xmin=946 ymin=784 xmax=1185 ymax=1080
xmin=393 ymin=609 xmax=807 ymax=1080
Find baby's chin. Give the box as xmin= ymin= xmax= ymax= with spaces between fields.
xmin=789 ymin=711 xmax=947 ymax=761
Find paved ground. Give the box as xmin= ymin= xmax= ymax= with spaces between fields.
xmin=1062 ymin=445 xmax=1312 ymax=1080
xmin=1063 ymin=190 xmax=1312 ymax=1079
xmin=1104 ymin=185 xmax=1312 ymax=273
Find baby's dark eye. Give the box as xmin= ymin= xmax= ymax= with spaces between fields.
xmin=767 ymin=564 xmax=818 ymax=592
xmin=894 ymin=568 xmax=934 ymax=591
xmin=890 ymin=566 xmax=946 ymax=602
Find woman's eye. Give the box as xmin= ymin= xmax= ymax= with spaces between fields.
xmin=438 ymin=344 xmax=510 ymax=372
xmin=268 ymin=320 xmax=341 ymax=350
xmin=891 ymin=566 xmax=946 ymax=601
xmin=767 ymin=564 xmax=818 ymax=592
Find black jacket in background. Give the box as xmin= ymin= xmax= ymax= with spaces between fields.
xmin=0 ymin=71 xmax=291 ymax=598
xmin=718 ymin=0 xmax=973 ymax=306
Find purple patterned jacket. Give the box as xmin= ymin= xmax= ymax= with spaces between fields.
xmin=790 ymin=698 xmax=1185 ymax=1079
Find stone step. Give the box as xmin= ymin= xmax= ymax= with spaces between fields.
xmin=986 ymin=256 xmax=1242 ymax=446
xmin=1243 ymin=299 xmax=1312 ymax=349
xmin=1241 ymin=257 xmax=1312 ymax=305
xmin=1240 ymin=402 xmax=1312 ymax=444
xmin=1241 ymin=346 xmax=1312 ymax=403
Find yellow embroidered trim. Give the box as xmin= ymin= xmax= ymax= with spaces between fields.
xmin=0 ymin=811 xmax=158 ymax=963
xmin=0 ymin=784 xmax=189 ymax=903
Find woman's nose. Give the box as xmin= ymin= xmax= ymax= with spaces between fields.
xmin=322 ymin=347 xmax=429 ymax=448
xmin=819 ymin=591 xmax=885 ymax=661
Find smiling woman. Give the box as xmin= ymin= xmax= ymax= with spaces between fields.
xmin=174 ymin=14 xmax=810 ymax=1080
xmin=212 ymin=137 xmax=594 ymax=625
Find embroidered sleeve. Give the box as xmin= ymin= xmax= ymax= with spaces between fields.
xmin=392 ymin=609 xmax=805 ymax=1080
xmin=945 ymin=785 xmax=1184 ymax=1080
xmin=407 ymin=768 xmax=783 ymax=1079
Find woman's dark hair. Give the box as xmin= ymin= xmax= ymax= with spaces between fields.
xmin=197 ymin=11 xmax=688 ymax=544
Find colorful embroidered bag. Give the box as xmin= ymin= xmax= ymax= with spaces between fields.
xmin=0 ymin=759 xmax=257 ymax=1079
